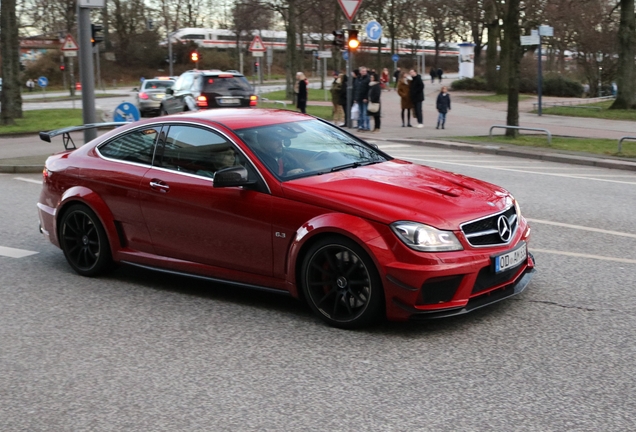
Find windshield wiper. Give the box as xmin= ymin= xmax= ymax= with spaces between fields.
xmin=330 ymin=162 xmax=361 ymax=172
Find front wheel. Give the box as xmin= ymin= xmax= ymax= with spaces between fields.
xmin=159 ymin=105 xmax=169 ymax=116
xmin=59 ymin=204 xmax=113 ymax=277
xmin=301 ymin=236 xmax=384 ymax=329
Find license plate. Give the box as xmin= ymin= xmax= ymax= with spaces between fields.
xmin=154 ymin=94 xmax=165 ymax=100
xmin=220 ymin=98 xmax=240 ymax=104
xmin=493 ymin=242 xmax=527 ymax=273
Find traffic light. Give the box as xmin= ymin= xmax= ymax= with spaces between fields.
xmin=254 ymin=61 xmax=259 ymax=73
xmin=332 ymin=30 xmax=345 ymax=49
xmin=60 ymin=65 xmax=65 ymax=72
xmin=347 ymin=30 xmax=360 ymax=51
xmin=91 ymin=24 xmax=104 ymax=46
xmin=191 ymin=51 xmax=199 ymax=62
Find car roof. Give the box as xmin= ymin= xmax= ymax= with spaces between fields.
xmin=186 ymin=70 xmax=246 ymax=78
xmin=183 ymin=108 xmax=313 ymax=130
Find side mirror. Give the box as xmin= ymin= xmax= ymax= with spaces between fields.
xmin=165 ymin=87 xmax=174 ymax=95
xmin=213 ymin=166 xmax=256 ymax=188
xmin=132 ymin=87 xmax=138 ymax=92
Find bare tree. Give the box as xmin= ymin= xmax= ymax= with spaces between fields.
xmin=504 ymin=0 xmax=522 ymax=136
xmin=610 ymin=0 xmax=635 ymax=109
xmin=231 ymin=0 xmax=273 ymax=74
xmin=1 ymin=0 xmax=23 ymax=124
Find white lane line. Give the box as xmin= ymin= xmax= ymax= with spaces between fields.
xmin=376 ymin=144 xmax=413 ymax=149
xmin=530 ymin=248 xmax=636 ymax=265
xmin=406 ymin=158 xmax=636 ymax=185
xmin=0 ymin=246 xmax=39 ymax=258
xmin=527 ymin=218 xmax=636 ymax=239
xmin=14 ymin=177 xmax=42 ymax=185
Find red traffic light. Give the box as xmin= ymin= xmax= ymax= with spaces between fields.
xmin=59 ymin=65 xmax=65 ymax=71
xmin=191 ymin=51 xmax=199 ymax=62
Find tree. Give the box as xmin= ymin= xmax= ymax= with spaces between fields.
xmin=231 ymin=0 xmax=273 ymax=74
xmin=610 ymin=0 xmax=635 ymax=109
xmin=1 ymin=0 xmax=23 ymax=125
xmin=504 ymin=0 xmax=522 ymax=137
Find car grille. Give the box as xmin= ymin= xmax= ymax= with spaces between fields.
xmin=460 ymin=206 xmax=517 ymax=247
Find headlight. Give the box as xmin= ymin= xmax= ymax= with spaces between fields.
xmin=391 ymin=221 xmax=463 ymax=252
xmin=514 ymin=198 xmax=522 ymax=218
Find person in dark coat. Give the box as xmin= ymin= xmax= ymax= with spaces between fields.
xmin=368 ymin=72 xmax=382 ymax=133
xmin=397 ymin=72 xmax=413 ymax=127
xmin=436 ymin=67 xmax=443 ymax=83
xmin=409 ymin=69 xmax=425 ymax=128
xmin=339 ymin=74 xmax=349 ymax=127
xmin=296 ymin=72 xmax=308 ymax=113
xmin=393 ymin=67 xmax=401 ymax=89
xmin=330 ymin=73 xmax=344 ymax=125
xmin=436 ymin=86 xmax=451 ymax=129
xmin=354 ymin=67 xmax=371 ymax=131
xmin=429 ymin=67 xmax=436 ymax=84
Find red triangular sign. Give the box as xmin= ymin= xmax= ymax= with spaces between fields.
xmin=61 ymin=34 xmax=79 ymax=51
xmin=337 ymin=0 xmax=362 ymax=22
xmin=249 ymin=36 xmax=266 ymax=52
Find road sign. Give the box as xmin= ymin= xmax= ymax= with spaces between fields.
xmin=365 ymin=21 xmax=382 ymax=42
xmin=342 ymin=51 xmax=349 ymax=61
xmin=78 ymin=0 xmax=104 ymax=7
xmin=539 ymin=25 xmax=554 ymax=37
xmin=61 ymin=34 xmax=79 ymax=51
xmin=392 ymin=54 xmax=399 ymax=62
xmin=113 ymin=102 xmax=140 ymax=122
xmin=521 ymin=35 xmax=540 ymax=46
xmin=252 ymin=51 xmax=264 ymax=57
xmin=338 ymin=0 xmax=362 ymax=22
xmin=318 ymin=50 xmax=332 ymax=58
xmin=37 ymin=76 xmax=48 ymax=88
xmin=63 ymin=51 xmax=78 ymax=57
xmin=248 ymin=35 xmax=266 ymax=52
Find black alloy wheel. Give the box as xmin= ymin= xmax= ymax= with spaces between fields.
xmin=301 ymin=236 xmax=383 ymax=328
xmin=59 ymin=204 xmax=112 ymax=277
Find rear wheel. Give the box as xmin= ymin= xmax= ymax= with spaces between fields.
xmin=301 ymin=236 xmax=384 ymax=329
xmin=59 ymin=204 xmax=113 ymax=277
xmin=160 ymin=105 xmax=168 ymax=116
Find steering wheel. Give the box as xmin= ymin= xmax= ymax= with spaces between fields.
xmin=310 ymin=151 xmax=330 ymax=162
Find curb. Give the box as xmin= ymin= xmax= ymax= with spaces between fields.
xmin=0 ymin=165 xmax=44 ymax=174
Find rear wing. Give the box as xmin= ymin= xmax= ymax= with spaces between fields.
xmin=39 ymin=122 xmax=130 ymax=150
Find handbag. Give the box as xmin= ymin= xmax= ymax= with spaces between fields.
xmin=351 ymin=103 xmax=360 ymax=120
xmin=367 ymin=102 xmax=380 ymax=113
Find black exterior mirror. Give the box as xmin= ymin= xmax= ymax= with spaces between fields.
xmin=213 ymin=166 xmax=255 ymax=188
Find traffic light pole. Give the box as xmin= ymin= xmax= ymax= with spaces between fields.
xmin=78 ymin=5 xmax=97 ymax=142
xmin=346 ymin=22 xmax=353 ymax=129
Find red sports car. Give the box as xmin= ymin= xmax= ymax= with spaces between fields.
xmin=37 ymin=109 xmax=535 ymax=328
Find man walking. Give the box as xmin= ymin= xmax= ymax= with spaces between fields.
xmin=409 ymin=69 xmax=424 ymax=128
xmin=355 ymin=66 xmax=371 ymax=132
xmin=393 ymin=67 xmax=401 ymax=89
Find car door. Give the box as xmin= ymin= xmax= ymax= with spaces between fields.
xmin=163 ymin=73 xmax=192 ymax=114
xmin=138 ymin=124 xmax=274 ymax=277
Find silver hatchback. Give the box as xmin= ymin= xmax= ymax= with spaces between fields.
xmin=135 ymin=78 xmax=175 ymax=117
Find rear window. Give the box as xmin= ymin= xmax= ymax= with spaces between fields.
xmin=143 ymin=80 xmax=174 ymax=90
xmin=202 ymin=76 xmax=252 ymax=93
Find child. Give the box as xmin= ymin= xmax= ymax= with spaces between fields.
xmin=436 ymin=86 xmax=451 ymax=129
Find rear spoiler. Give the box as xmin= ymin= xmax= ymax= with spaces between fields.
xmin=39 ymin=122 xmax=130 ymax=150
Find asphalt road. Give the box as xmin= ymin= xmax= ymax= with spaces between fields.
xmin=1 ymin=143 xmax=635 ymax=431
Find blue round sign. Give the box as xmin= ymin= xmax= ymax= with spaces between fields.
xmin=342 ymin=51 xmax=349 ymax=61
xmin=113 ymin=102 xmax=140 ymax=122
xmin=38 ymin=76 xmax=48 ymax=87
xmin=392 ymin=54 xmax=399 ymax=62
xmin=365 ymin=20 xmax=382 ymax=42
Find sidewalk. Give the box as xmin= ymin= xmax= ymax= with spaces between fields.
xmin=2 ymin=82 xmax=636 ymax=173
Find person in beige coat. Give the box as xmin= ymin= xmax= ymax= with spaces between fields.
xmin=397 ymin=72 xmax=414 ymax=127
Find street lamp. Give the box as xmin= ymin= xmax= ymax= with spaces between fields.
xmin=596 ymin=52 xmax=603 ymax=97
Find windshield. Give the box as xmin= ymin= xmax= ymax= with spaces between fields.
xmin=202 ymin=76 xmax=252 ymax=93
xmin=236 ymin=119 xmax=391 ymax=180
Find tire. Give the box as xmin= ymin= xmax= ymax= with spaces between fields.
xmin=300 ymin=236 xmax=384 ymax=329
xmin=59 ymin=204 xmax=113 ymax=277
xmin=160 ymin=105 xmax=168 ymax=116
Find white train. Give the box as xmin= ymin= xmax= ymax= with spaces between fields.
xmin=169 ymin=28 xmax=460 ymax=56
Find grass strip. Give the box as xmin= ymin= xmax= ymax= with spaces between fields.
xmin=463 ymin=94 xmax=532 ymax=103
xmin=0 ymin=109 xmax=84 ymax=135
xmin=259 ymin=102 xmax=333 ymax=120
xmin=260 ymin=88 xmax=333 ymax=102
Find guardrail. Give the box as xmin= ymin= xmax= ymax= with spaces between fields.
xmin=489 ymin=125 xmax=552 ymax=145
xmin=260 ymin=97 xmax=287 ymax=108
xmin=618 ymin=136 xmax=636 ymax=153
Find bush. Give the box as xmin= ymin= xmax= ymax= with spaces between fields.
xmin=451 ymin=77 xmax=487 ymax=91
xmin=519 ymin=77 xmax=536 ymax=94
xmin=542 ymin=75 xmax=583 ymax=97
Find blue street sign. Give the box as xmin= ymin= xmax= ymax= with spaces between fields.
xmin=392 ymin=54 xmax=399 ymax=63
xmin=365 ymin=20 xmax=382 ymax=42
xmin=38 ymin=76 xmax=48 ymax=87
xmin=342 ymin=51 xmax=349 ymax=61
xmin=113 ymin=102 xmax=140 ymax=122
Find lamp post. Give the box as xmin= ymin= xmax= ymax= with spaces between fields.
xmin=596 ymin=52 xmax=603 ymax=97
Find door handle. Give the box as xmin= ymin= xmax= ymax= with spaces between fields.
xmin=149 ymin=180 xmax=170 ymax=193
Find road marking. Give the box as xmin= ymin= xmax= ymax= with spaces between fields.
xmin=407 ymin=158 xmax=636 ymax=185
xmin=0 ymin=246 xmax=39 ymax=258
xmin=14 ymin=177 xmax=42 ymax=185
xmin=376 ymin=144 xmax=413 ymax=149
xmin=530 ymin=248 xmax=636 ymax=265
xmin=527 ymin=218 xmax=636 ymax=239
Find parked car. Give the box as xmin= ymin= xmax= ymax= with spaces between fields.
xmin=135 ymin=78 xmax=175 ymax=117
xmin=159 ymin=70 xmax=257 ymax=115
xmin=37 ymin=109 xmax=535 ymax=328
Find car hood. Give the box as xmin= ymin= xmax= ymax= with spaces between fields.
xmin=281 ymin=160 xmax=512 ymax=230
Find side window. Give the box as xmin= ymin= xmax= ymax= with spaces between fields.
xmin=181 ymin=74 xmax=195 ymax=91
xmin=98 ymin=127 xmax=159 ymax=165
xmin=172 ymin=74 xmax=185 ymax=91
xmin=154 ymin=125 xmax=242 ymax=178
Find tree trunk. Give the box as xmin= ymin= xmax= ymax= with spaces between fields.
xmin=285 ymin=0 xmax=298 ymax=99
xmin=485 ymin=0 xmax=499 ymax=91
xmin=610 ymin=0 xmax=635 ymax=109
xmin=505 ymin=0 xmax=521 ymax=137
xmin=0 ymin=0 xmax=23 ymax=125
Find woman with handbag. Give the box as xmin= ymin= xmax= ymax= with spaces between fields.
xmin=368 ymin=72 xmax=381 ymax=133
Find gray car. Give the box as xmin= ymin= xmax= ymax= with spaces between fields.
xmin=135 ymin=78 xmax=175 ymax=117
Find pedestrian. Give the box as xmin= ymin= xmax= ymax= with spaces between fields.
xmin=339 ymin=74 xmax=349 ymax=127
xmin=393 ymin=67 xmax=401 ymax=89
xmin=429 ymin=67 xmax=436 ymax=84
xmin=437 ymin=67 xmax=443 ymax=83
xmin=355 ymin=66 xmax=371 ymax=132
xmin=409 ymin=69 xmax=425 ymax=128
xmin=380 ymin=68 xmax=390 ymax=91
xmin=296 ymin=72 xmax=308 ymax=114
xmin=436 ymin=86 xmax=451 ymax=129
xmin=368 ymin=72 xmax=381 ymax=133
xmin=26 ymin=79 xmax=35 ymax=92
xmin=331 ymin=73 xmax=344 ymax=125
xmin=397 ymin=72 xmax=413 ymax=127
